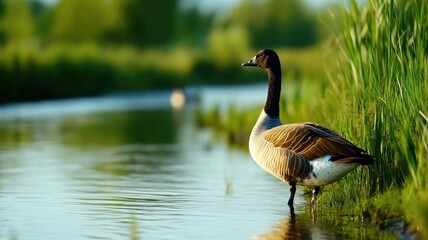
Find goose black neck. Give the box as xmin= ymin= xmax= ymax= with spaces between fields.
xmin=264 ymin=66 xmax=281 ymax=118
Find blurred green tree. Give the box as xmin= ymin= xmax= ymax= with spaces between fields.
xmin=117 ymin=0 xmax=178 ymax=47
xmin=175 ymin=7 xmax=214 ymax=46
xmin=0 ymin=0 xmax=4 ymax=16
xmin=50 ymin=0 xmax=113 ymax=43
xmin=1 ymin=0 xmax=34 ymax=44
xmin=0 ymin=0 xmax=5 ymax=44
xmin=226 ymin=0 xmax=318 ymax=48
xmin=48 ymin=0 xmax=179 ymax=46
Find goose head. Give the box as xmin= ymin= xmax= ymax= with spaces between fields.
xmin=241 ymin=49 xmax=280 ymax=70
xmin=242 ymin=49 xmax=282 ymax=117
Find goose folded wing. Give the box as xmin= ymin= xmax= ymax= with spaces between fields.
xmin=263 ymin=123 xmax=370 ymax=163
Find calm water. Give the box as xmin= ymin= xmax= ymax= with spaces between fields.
xmin=0 ymin=85 xmax=394 ymax=239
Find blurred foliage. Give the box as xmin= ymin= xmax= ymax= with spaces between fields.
xmin=1 ymin=0 xmax=34 ymax=44
xmin=0 ymin=0 xmax=336 ymax=103
xmin=114 ymin=0 xmax=178 ymax=46
xmin=50 ymin=0 xmax=113 ymax=43
xmin=175 ymin=7 xmax=214 ymax=45
xmin=223 ymin=0 xmax=319 ymax=48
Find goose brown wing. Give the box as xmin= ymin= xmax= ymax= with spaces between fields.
xmin=264 ymin=123 xmax=371 ymax=163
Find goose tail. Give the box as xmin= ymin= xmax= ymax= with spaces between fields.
xmin=330 ymin=154 xmax=374 ymax=165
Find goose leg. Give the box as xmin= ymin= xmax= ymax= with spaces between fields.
xmin=288 ymin=183 xmax=296 ymax=205
xmin=311 ymin=186 xmax=320 ymax=204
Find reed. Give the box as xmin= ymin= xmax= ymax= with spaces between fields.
xmin=319 ymin=0 xmax=428 ymax=231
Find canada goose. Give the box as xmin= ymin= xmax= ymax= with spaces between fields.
xmin=242 ymin=49 xmax=373 ymax=205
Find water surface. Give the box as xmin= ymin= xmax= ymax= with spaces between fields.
xmin=0 ymin=85 xmax=394 ymax=239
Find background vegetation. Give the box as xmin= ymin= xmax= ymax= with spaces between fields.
xmin=0 ymin=0 xmax=327 ymax=103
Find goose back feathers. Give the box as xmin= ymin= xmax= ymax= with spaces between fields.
xmin=264 ymin=122 xmax=372 ymax=165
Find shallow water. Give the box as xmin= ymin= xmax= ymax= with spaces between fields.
xmin=0 ymin=85 xmax=394 ymax=239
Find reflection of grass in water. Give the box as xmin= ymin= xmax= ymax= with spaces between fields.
xmin=130 ymin=213 xmax=140 ymax=240
xmin=61 ymin=110 xmax=177 ymax=148
xmin=225 ymin=178 xmax=233 ymax=196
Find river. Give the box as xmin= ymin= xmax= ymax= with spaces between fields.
xmin=0 ymin=84 xmax=394 ymax=239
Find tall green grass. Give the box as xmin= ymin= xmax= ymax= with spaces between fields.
xmin=320 ymin=0 xmax=428 ymax=233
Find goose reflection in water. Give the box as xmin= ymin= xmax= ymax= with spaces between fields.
xmin=254 ymin=206 xmax=344 ymax=240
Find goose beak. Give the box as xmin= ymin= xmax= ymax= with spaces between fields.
xmin=241 ymin=56 xmax=257 ymax=67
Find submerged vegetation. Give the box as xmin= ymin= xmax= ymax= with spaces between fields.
xmin=198 ymin=0 xmax=428 ymax=236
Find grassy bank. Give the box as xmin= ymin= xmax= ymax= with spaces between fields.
xmin=0 ymin=42 xmax=325 ymax=104
xmin=198 ymin=0 xmax=428 ymax=236
xmin=323 ymin=0 xmax=427 ymax=234
xmin=0 ymin=44 xmax=186 ymax=102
